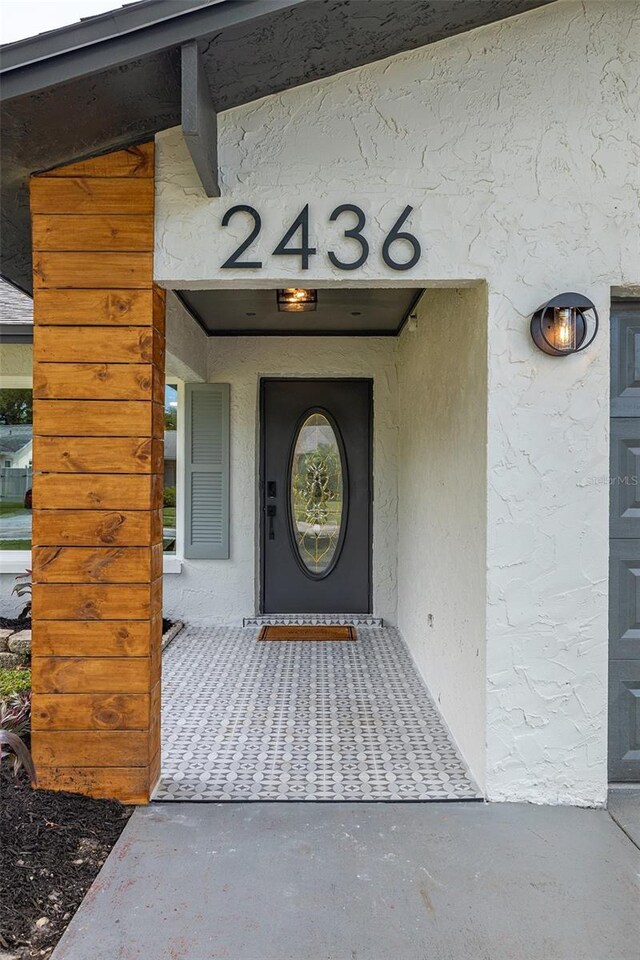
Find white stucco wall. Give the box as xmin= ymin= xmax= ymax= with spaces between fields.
xmin=0 ymin=344 xmax=32 ymax=385
xmin=155 ymin=0 xmax=640 ymax=805
xmin=163 ymin=336 xmax=398 ymax=625
xmin=165 ymin=292 xmax=208 ymax=383
xmin=398 ymin=286 xmax=488 ymax=789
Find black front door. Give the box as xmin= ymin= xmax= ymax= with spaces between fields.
xmin=260 ymin=379 xmax=372 ymax=614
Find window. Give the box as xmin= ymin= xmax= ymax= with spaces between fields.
xmin=0 ymin=388 xmax=33 ymax=551
xmin=164 ymin=384 xmax=178 ymax=553
xmin=0 ymin=383 xmax=182 ymax=564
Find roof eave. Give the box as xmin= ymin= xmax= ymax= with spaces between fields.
xmin=0 ymin=0 xmax=306 ymax=101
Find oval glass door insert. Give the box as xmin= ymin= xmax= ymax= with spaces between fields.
xmin=290 ymin=412 xmax=345 ymax=576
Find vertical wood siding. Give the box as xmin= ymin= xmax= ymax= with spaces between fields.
xmin=30 ymin=143 xmax=164 ymax=804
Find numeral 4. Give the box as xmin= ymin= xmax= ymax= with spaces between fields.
xmin=272 ymin=205 xmax=317 ymax=270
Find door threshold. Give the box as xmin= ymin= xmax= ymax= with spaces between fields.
xmin=244 ymin=614 xmax=384 ymax=627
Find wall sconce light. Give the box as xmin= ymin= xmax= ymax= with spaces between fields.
xmin=277 ymin=288 xmax=318 ymax=312
xmin=530 ymin=293 xmax=599 ymax=357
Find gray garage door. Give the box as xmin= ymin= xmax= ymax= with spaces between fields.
xmin=609 ymin=300 xmax=640 ymax=780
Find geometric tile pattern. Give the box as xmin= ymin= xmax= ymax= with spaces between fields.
xmin=154 ymin=625 xmax=482 ymax=802
xmin=243 ymin=614 xmax=384 ymax=627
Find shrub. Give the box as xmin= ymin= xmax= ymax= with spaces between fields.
xmin=0 ymin=667 xmax=31 ymax=700
xmin=163 ymin=486 xmax=176 ymax=508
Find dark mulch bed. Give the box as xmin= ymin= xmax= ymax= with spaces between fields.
xmin=0 ymin=763 xmax=132 ymax=959
xmin=2 ymin=617 xmax=171 ymax=635
xmin=0 ymin=616 xmax=31 ymax=632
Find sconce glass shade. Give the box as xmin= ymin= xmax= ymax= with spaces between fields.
xmin=530 ymin=293 xmax=598 ymax=357
xmin=550 ymin=306 xmax=577 ymax=352
xmin=277 ymin=288 xmax=318 ymax=312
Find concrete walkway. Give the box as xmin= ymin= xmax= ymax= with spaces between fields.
xmin=608 ymin=787 xmax=640 ymax=848
xmin=52 ymin=801 xmax=640 ymax=960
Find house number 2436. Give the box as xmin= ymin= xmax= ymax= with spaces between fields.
xmin=220 ymin=204 xmax=421 ymax=272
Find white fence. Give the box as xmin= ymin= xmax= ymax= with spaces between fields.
xmin=0 ymin=467 xmax=32 ymax=503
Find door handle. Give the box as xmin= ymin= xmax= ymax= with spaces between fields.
xmin=266 ymin=504 xmax=276 ymax=540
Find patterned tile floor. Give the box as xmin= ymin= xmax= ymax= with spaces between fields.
xmin=154 ymin=625 xmax=482 ymax=802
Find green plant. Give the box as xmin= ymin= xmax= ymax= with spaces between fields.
xmin=12 ymin=568 xmax=32 ymax=619
xmin=0 ymin=729 xmax=37 ymax=786
xmin=0 ymin=668 xmax=31 ymax=699
xmin=163 ymin=486 xmax=176 ymax=508
xmin=0 ymin=691 xmax=30 ymax=737
xmin=0 ymin=388 xmax=33 ymax=424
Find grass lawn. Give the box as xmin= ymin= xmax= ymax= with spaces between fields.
xmin=0 ymin=501 xmax=28 ymax=518
xmin=0 ymin=501 xmax=31 ymax=550
xmin=0 ymin=540 xmax=31 ymax=551
xmin=163 ymin=507 xmax=176 ymax=526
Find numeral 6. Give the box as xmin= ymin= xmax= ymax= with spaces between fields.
xmin=382 ymin=206 xmax=421 ymax=271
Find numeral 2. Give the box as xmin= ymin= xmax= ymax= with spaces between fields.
xmin=221 ymin=205 xmax=262 ymax=269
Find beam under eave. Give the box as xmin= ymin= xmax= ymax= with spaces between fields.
xmin=181 ymin=40 xmax=220 ymax=198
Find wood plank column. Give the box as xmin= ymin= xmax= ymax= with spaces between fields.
xmin=29 ymin=143 xmax=164 ymax=803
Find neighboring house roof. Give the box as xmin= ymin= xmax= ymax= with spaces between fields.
xmin=0 ymin=277 xmax=33 ymax=342
xmin=0 ymin=0 xmax=553 ymax=294
xmin=0 ymin=277 xmax=32 ymax=322
xmin=0 ymin=425 xmax=32 ymax=456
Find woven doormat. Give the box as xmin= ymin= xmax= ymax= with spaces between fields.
xmin=258 ymin=625 xmax=357 ymax=642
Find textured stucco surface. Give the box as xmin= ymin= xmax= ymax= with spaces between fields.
xmin=398 ymin=287 xmax=488 ymax=788
xmin=165 ymin=291 xmax=207 ymax=383
xmin=154 ymin=1 xmax=640 ymax=805
xmin=0 ymin=575 xmax=25 ymax=615
xmin=0 ymin=342 xmax=32 ymax=384
xmin=163 ymin=336 xmax=398 ymax=625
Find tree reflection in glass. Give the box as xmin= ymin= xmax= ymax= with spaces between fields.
xmin=290 ymin=413 xmax=344 ymax=575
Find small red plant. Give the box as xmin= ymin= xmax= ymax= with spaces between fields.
xmin=0 ymin=691 xmax=31 ymax=738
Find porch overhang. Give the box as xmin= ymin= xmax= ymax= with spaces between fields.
xmin=0 ymin=0 xmax=554 ymax=295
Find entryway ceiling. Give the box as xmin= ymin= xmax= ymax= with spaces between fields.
xmin=178 ymin=287 xmax=422 ymax=336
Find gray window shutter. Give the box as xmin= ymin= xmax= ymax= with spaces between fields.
xmin=184 ymin=383 xmax=230 ymax=559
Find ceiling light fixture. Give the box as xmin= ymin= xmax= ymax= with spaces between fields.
xmin=276 ymin=288 xmax=318 ymax=312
